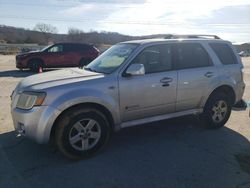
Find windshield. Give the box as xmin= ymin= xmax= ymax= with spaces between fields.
xmin=41 ymin=45 xmax=53 ymax=52
xmin=85 ymin=43 xmax=138 ymax=74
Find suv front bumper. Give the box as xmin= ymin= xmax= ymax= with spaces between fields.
xmin=11 ymin=105 xmax=61 ymax=144
xmin=16 ymin=60 xmax=27 ymax=69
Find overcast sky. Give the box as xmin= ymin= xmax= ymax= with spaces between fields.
xmin=0 ymin=0 xmax=250 ymax=43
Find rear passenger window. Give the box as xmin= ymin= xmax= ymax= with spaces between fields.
xmin=79 ymin=44 xmax=91 ymax=51
xmin=65 ymin=44 xmax=74 ymax=52
xmin=173 ymin=43 xmax=211 ymax=69
xmin=210 ymin=43 xmax=237 ymax=65
xmin=131 ymin=44 xmax=172 ymax=74
xmin=65 ymin=44 xmax=90 ymax=52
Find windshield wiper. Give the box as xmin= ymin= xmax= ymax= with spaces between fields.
xmin=84 ymin=67 xmax=96 ymax=72
xmin=84 ymin=67 xmax=107 ymax=74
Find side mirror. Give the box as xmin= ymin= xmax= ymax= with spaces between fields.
xmin=125 ymin=64 xmax=145 ymax=76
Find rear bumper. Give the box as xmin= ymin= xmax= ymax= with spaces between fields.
xmin=235 ymin=81 xmax=245 ymax=103
xmin=233 ymin=99 xmax=247 ymax=111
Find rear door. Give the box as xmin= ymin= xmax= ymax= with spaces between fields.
xmin=78 ymin=44 xmax=92 ymax=65
xmin=119 ymin=44 xmax=178 ymax=122
xmin=63 ymin=44 xmax=79 ymax=66
xmin=173 ymin=42 xmax=217 ymax=111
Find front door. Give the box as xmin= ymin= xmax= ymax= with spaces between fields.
xmin=45 ymin=44 xmax=67 ymax=67
xmin=119 ymin=44 xmax=177 ymax=122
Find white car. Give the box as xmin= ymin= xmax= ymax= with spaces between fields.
xmin=239 ymin=51 xmax=250 ymax=57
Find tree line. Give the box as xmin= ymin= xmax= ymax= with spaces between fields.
xmin=0 ymin=23 xmax=161 ymax=46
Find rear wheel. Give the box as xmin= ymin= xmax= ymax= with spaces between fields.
xmin=79 ymin=59 xmax=91 ymax=68
xmin=200 ymin=93 xmax=232 ymax=129
xmin=55 ymin=107 xmax=111 ymax=160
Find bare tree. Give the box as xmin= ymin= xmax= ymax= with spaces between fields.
xmin=34 ymin=23 xmax=58 ymax=34
xmin=68 ymin=27 xmax=84 ymax=42
xmin=33 ymin=23 xmax=58 ymax=44
xmin=68 ymin=27 xmax=83 ymax=35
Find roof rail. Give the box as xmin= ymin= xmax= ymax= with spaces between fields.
xmin=165 ymin=34 xmax=221 ymax=39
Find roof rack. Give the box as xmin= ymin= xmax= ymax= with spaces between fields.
xmin=164 ymin=34 xmax=220 ymax=39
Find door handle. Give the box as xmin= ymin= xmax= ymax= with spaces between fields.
xmin=204 ymin=72 xmax=214 ymax=78
xmin=160 ymin=77 xmax=173 ymax=83
xmin=162 ymin=83 xmax=170 ymax=87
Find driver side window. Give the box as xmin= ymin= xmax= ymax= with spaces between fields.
xmin=48 ymin=45 xmax=63 ymax=53
xmin=131 ymin=44 xmax=172 ymax=74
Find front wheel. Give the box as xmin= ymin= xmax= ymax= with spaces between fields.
xmin=28 ymin=59 xmax=43 ymax=72
xmin=200 ymin=93 xmax=232 ymax=129
xmin=55 ymin=107 xmax=111 ymax=160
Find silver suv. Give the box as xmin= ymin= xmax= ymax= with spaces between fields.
xmin=11 ymin=35 xmax=245 ymax=159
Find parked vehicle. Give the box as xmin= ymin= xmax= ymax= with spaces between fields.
xmin=11 ymin=35 xmax=245 ymax=160
xmin=238 ymin=51 xmax=250 ymax=57
xmin=15 ymin=43 xmax=99 ymax=71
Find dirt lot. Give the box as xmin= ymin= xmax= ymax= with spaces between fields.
xmin=0 ymin=55 xmax=250 ymax=188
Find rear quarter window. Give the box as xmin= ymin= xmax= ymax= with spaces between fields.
xmin=65 ymin=44 xmax=91 ymax=52
xmin=210 ymin=43 xmax=237 ymax=65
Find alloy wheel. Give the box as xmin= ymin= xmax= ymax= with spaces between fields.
xmin=211 ymin=100 xmax=228 ymax=123
xmin=69 ymin=119 xmax=101 ymax=151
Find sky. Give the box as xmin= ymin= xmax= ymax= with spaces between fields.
xmin=0 ymin=0 xmax=250 ymax=43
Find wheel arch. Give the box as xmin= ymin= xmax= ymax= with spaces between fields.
xmin=79 ymin=58 xmax=92 ymax=66
xmin=50 ymin=102 xmax=115 ymax=142
xmin=27 ymin=58 xmax=44 ymax=67
xmin=203 ymin=85 xmax=236 ymax=108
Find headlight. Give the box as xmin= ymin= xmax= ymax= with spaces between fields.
xmin=16 ymin=92 xmax=46 ymax=110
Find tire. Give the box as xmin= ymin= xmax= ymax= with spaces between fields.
xmin=28 ymin=59 xmax=43 ymax=72
xmin=79 ymin=59 xmax=91 ymax=68
xmin=55 ymin=107 xmax=111 ymax=160
xmin=200 ymin=92 xmax=232 ymax=129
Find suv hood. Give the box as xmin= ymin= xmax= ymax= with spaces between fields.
xmin=17 ymin=68 xmax=103 ymax=91
xmin=17 ymin=50 xmax=40 ymax=57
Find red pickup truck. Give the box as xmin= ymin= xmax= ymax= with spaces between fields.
xmin=16 ymin=43 xmax=99 ymax=72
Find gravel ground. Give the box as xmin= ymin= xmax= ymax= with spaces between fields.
xmin=0 ymin=55 xmax=250 ymax=188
